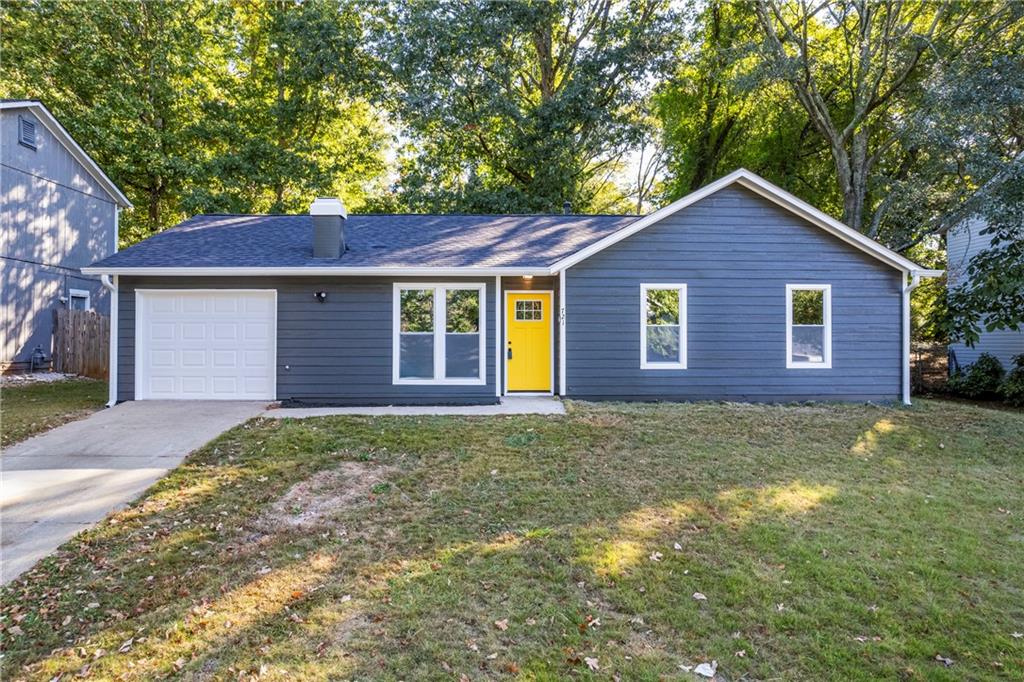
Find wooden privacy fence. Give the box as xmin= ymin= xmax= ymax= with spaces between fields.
xmin=52 ymin=308 xmax=109 ymax=379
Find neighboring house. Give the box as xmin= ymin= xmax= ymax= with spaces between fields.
xmin=1 ymin=100 xmax=132 ymax=371
xmin=946 ymin=218 xmax=1024 ymax=371
xmin=83 ymin=169 xmax=941 ymax=407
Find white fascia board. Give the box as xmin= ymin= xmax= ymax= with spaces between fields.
xmin=80 ymin=265 xmax=552 ymax=277
xmin=1 ymin=100 xmax=133 ymax=209
xmin=548 ymin=168 xmax=925 ymax=274
xmin=911 ymin=269 xmax=944 ymax=278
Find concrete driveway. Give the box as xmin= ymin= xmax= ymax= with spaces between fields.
xmin=1 ymin=401 xmax=266 ymax=584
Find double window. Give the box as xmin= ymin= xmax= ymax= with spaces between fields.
xmin=393 ymin=284 xmax=485 ymax=384
xmin=786 ymin=284 xmax=831 ymax=368
xmin=640 ymin=284 xmax=687 ymax=369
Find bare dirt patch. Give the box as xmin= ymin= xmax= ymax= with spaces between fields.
xmin=257 ymin=461 xmax=396 ymax=532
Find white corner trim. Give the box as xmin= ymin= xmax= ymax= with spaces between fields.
xmin=392 ymin=283 xmax=487 ymax=386
xmin=100 ymin=275 xmax=118 ymax=406
xmin=639 ymin=283 xmax=688 ymax=370
xmin=785 ymin=284 xmax=832 ymax=369
xmin=548 ymin=168 xmax=924 ymax=274
xmin=495 ymin=276 xmax=501 ymax=397
xmin=558 ymin=269 xmax=567 ymax=396
xmin=0 ymin=100 xmax=132 ymax=208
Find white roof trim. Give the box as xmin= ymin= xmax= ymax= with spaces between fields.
xmin=81 ymin=266 xmax=551 ymax=277
xmin=549 ymin=168 xmax=927 ymax=274
xmin=1 ymin=100 xmax=133 ymax=208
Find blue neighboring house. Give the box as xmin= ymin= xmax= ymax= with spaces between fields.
xmin=946 ymin=218 xmax=1024 ymax=372
xmin=1 ymin=100 xmax=132 ymax=371
xmin=83 ymin=169 xmax=941 ymax=407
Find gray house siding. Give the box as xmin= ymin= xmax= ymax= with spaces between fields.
xmin=946 ymin=219 xmax=1024 ymax=370
xmin=564 ymin=186 xmax=904 ymax=402
xmin=116 ymin=276 xmax=498 ymax=405
xmin=1 ymin=106 xmax=118 ymax=367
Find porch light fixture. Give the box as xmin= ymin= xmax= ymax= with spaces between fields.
xmin=314 ymin=291 xmax=327 ymax=303
xmin=523 ymin=275 xmax=533 ymax=280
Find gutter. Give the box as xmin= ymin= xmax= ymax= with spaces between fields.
xmin=100 ymin=274 xmax=118 ymax=407
xmin=902 ymin=269 xmax=944 ymax=405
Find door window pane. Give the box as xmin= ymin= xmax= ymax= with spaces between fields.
xmin=515 ymin=300 xmax=543 ymax=321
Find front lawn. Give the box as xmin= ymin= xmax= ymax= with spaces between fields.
xmin=2 ymin=400 xmax=1022 ymax=680
xmin=0 ymin=378 xmax=107 ymax=448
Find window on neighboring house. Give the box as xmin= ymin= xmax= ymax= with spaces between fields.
xmin=394 ymin=284 xmax=485 ymax=384
xmin=18 ymin=115 xmax=37 ymax=149
xmin=69 ymin=288 xmax=91 ymax=311
xmin=640 ymin=284 xmax=686 ymax=369
xmin=786 ymin=284 xmax=831 ymax=368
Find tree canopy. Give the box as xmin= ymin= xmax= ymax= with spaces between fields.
xmin=2 ymin=0 xmax=1022 ymax=338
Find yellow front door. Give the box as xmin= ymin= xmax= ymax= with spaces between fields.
xmin=506 ymin=292 xmax=552 ymax=392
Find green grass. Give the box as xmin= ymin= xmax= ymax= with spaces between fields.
xmin=0 ymin=378 xmax=107 ymax=448
xmin=2 ymin=399 xmax=1023 ymax=680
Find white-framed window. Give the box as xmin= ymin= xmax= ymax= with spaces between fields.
xmin=69 ymin=288 xmax=91 ymax=311
xmin=786 ymin=284 xmax=831 ymax=369
xmin=393 ymin=283 xmax=486 ymax=385
xmin=640 ymin=283 xmax=687 ymax=369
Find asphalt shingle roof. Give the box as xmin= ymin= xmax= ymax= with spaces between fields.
xmin=90 ymin=213 xmax=641 ymax=270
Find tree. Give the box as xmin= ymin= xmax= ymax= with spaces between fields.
xmin=374 ymin=0 xmax=677 ymax=213
xmin=1 ymin=0 xmax=223 ymax=243
xmin=185 ymin=0 xmax=389 ymax=216
xmin=655 ymin=0 xmax=835 ymax=207
xmin=751 ymin=0 xmax=1024 ymax=241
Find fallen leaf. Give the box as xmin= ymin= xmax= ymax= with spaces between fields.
xmin=674 ymin=542 xmax=682 ymax=551
xmin=735 ymin=650 xmax=746 ymax=657
xmin=650 ymin=552 xmax=663 ymax=562
xmin=776 ymin=603 xmax=786 ymax=611
xmin=340 ymin=594 xmax=352 ymax=603
xmin=62 ymin=615 xmax=73 ymax=627
xmin=694 ymin=660 xmax=718 ymax=678
xmin=291 ymin=591 xmax=303 ymax=600
xmin=584 ymin=657 xmax=600 ymax=671
xmin=118 ymin=638 xmax=134 ymax=653
xmin=486 ymin=652 xmax=498 ymax=660
xmin=8 ymin=625 xmax=23 ymax=636
xmin=692 ymin=592 xmax=707 ymax=601
xmin=494 ymin=619 xmax=509 ymax=631
xmin=1012 ymin=632 xmax=1023 ymax=639
xmin=935 ymin=654 xmax=954 ymax=667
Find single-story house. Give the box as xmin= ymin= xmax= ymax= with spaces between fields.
xmin=83 ymin=169 xmax=941 ymax=407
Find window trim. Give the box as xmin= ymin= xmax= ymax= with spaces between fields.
xmin=640 ymin=283 xmax=687 ymax=370
xmin=786 ymin=283 xmax=832 ymax=369
xmin=392 ymin=282 xmax=487 ymax=386
xmin=69 ymin=288 xmax=91 ymax=311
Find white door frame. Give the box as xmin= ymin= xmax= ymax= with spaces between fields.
xmin=134 ymin=289 xmax=278 ymax=400
xmin=503 ymin=289 xmax=555 ymax=396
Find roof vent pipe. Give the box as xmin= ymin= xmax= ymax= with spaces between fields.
xmin=310 ymin=197 xmax=347 ymax=259
xmin=562 ymin=201 xmax=572 ymax=215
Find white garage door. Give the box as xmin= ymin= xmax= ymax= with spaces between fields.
xmin=136 ymin=290 xmax=276 ymax=400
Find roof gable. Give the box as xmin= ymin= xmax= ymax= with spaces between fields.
xmin=551 ymin=168 xmax=927 ymax=274
xmin=0 ymin=100 xmax=132 ymax=208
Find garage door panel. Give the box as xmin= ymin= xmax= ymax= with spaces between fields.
xmin=137 ymin=291 xmax=276 ymax=400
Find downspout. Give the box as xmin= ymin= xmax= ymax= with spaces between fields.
xmin=901 ymin=271 xmax=922 ymax=406
xmin=100 ymin=274 xmax=118 ymax=407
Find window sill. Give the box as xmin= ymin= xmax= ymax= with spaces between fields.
xmin=393 ymin=378 xmax=487 ymax=386
xmin=786 ymin=362 xmax=832 ymax=369
xmin=640 ymin=362 xmax=687 ymax=370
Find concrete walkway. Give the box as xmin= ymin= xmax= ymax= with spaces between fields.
xmin=267 ymin=395 xmax=566 ymax=418
xmin=1 ymin=400 xmax=266 ymax=584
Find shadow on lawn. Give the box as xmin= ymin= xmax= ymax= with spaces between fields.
xmin=2 ymin=402 xmax=1021 ymax=680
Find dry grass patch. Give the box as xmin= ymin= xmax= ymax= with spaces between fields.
xmin=257 ymin=461 xmax=396 ymax=532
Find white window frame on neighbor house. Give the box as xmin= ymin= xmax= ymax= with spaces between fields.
xmin=392 ymin=283 xmax=487 ymax=386
xmin=69 ymin=288 xmax=91 ymax=311
xmin=786 ymin=283 xmax=832 ymax=369
xmin=640 ymin=283 xmax=687 ymax=369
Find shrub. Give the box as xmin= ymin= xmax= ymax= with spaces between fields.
xmin=1000 ymin=354 xmax=1024 ymax=407
xmin=947 ymin=353 xmax=1005 ymax=399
